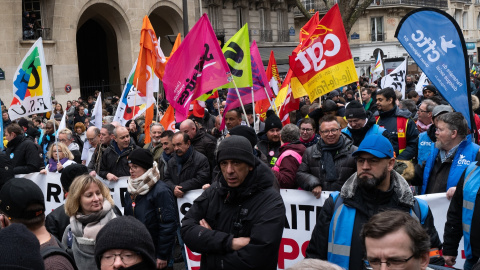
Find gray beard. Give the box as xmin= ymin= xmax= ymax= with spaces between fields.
xmin=358 ymin=168 xmax=388 ymax=190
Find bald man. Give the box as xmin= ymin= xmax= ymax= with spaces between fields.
xmin=180 ymin=119 xmax=217 ymax=171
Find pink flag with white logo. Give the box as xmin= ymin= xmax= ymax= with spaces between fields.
xmin=163 ymin=14 xmax=231 ymax=121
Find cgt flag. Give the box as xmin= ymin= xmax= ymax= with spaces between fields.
xmin=289 ymin=4 xmax=358 ymax=101
xmin=9 ymin=38 xmax=52 ymax=121
xmin=395 ymin=8 xmax=474 ymax=129
xmin=163 ymin=14 xmax=231 ymax=122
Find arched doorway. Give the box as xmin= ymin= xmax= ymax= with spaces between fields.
xmin=76 ymin=3 xmax=131 ymax=98
xmin=149 ymin=5 xmax=183 ymax=55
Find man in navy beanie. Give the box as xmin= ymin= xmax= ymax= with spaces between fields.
xmin=256 ymin=112 xmax=283 ymax=167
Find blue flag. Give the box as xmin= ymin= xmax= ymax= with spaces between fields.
xmin=395 ymin=8 xmax=474 ymax=130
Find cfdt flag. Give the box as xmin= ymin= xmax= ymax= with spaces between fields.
xmin=9 ymin=38 xmax=52 ymax=121
xmin=163 ymin=14 xmax=231 ymax=121
xmin=289 ymin=4 xmax=358 ymax=102
xmin=395 ymin=8 xmax=473 ymax=129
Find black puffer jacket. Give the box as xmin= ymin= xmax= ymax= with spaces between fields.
xmin=256 ymin=133 xmax=281 ymax=167
xmin=181 ymin=158 xmax=285 ymax=270
xmin=376 ymin=105 xmax=419 ymax=160
xmin=124 ymin=166 xmax=178 ymax=261
xmin=191 ymin=129 xmax=217 ymax=171
xmin=164 ymin=148 xmax=210 ymax=192
xmin=6 ymin=135 xmax=43 ymax=174
xmin=306 ymin=171 xmax=444 ymax=270
xmin=296 ymin=134 xmax=357 ymax=191
xmin=98 ymin=141 xmax=138 ymax=179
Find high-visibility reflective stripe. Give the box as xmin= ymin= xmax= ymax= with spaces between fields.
xmin=464 ymin=165 xmax=479 ymax=184
xmin=463 ymin=223 xmax=471 ymax=233
xmin=429 ymin=248 xmax=440 ymax=257
xmin=330 ymin=204 xmax=344 ymax=244
xmin=328 ymin=243 xmax=351 ymax=257
xmin=463 ymin=200 xmax=475 ymax=210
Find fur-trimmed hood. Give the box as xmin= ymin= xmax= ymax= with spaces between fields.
xmin=340 ymin=170 xmax=415 ymax=207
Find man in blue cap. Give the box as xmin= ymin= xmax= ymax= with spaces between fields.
xmin=305 ymin=134 xmax=444 ymax=270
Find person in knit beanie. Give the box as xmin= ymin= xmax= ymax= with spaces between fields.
xmin=95 ymin=216 xmax=156 ymax=270
xmin=0 ymin=223 xmax=45 ymax=270
xmin=257 ymin=113 xmax=282 ymax=167
xmin=342 ymin=100 xmax=391 ymax=147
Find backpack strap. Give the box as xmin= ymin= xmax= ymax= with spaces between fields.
xmin=41 ymin=237 xmax=78 ymax=270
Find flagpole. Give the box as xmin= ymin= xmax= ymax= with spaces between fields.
xmin=52 ymin=109 xmax=59 ymax=164
xmin=263 ymin=87 xmax=277 ymax=114
xmin=251 ymin=87 xmax=257 ymax=132
xmin=156 ymin=84 xmax=161 ymax=123
xmin=231 ymin=79 xmax=248 ymax=123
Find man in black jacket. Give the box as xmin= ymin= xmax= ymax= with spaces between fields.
xmin=181 ymin=136 xmax=285 ymax=270
xmin=376 ymin=87 xmax=419 ymax=160
xmin=305 ymin=134 xmax=444 ymax=270
xmin=180 ymin=119 xmax=216 ymax=171
xmin=163 ymin=132 xmax=210 ymax=198
xmin=98 ymin=126 xmax=138 ymax=181
xmin=5 ymin=123 xmax=43 ymax=174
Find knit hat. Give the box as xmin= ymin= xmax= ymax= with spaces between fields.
xmin=345 ymin=101 xmax=367 ymax=119
xmin=60 ymin=164 xmax=88 ymax=192
xmin=128 ymin=148 xmax=153 ymax=170
xmin=322 ymin=100 xmax=338 ymax=112
xmin=328 ymin=90 xmax=340 ymax=98
xmin=216 ymin=135 xmax=255 ymax=167
xmin=0 ymin=178 xmax=45 ymax=220
xmin=0 ymin=223 xmax=45 ymax=270
xmin=17 ymin=118 xmax=29 ymax=129
xmin=432 ymin=104 xmax=453 ymax=118
xmin=229 ymin=125 xmax=257 ymax=148
xmin=95 ymin=216 xmax=156 ymax=269
xmin=423 ymin=85 xmax=437 ymax=95
xmin=264 ymin=114 xmax=282 ymax=133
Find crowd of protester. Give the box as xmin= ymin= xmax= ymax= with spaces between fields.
xmin=1 ymin=73 xmax=480 ymax=270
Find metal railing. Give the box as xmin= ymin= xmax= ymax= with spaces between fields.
xmin=278 ymin=30 xmax=290 ymax=42
xmin=260 ymin=30 xmax=273 ymax=42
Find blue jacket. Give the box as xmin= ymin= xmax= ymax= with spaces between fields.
xmin=422 ymin=139 xmax=480 ymax=194
xmin=417 ymin=132 xmax=433 ymax=165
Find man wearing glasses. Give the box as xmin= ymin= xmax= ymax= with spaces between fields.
xmin=305 ymin=134 xmax=444 ymax=270
xmin=296 ymin=115 xmax=357 ymax=198
xmin=361 ymin=210 xmax=432 ymax=270
xmin=58 ymin=128 xmax=82 ymax=163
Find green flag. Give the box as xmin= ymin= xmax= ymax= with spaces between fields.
xmin=221 ymin=24 xmax=252 ymax=88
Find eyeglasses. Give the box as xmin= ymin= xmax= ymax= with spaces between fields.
xmin=101 ymin=252 xmax=139 ymax=266
xmin=86 ymin=137 xmax=96 ymax=142
xmin=364 ymin=255 xmax=415 ymax=270
xmin=320 ymin=128 xmax=339 ymax=135
xmin=58 ymin=139 xmax=68 ymax=143
xmin=300 ymin=128 xmax=314 ymax=133
xmin=418 ymin=109 xmax=428 ymax=113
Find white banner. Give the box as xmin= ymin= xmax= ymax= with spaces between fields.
xmin=15 ymin=173 xmax=466 ymax=269
xmin=381 ymin=58 xmax=407 ymax=99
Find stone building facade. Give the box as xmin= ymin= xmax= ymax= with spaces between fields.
xmin=1 ymin=0 xmax=297 ymax=107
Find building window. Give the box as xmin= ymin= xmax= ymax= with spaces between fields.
xmin=463 ymin=12 xmax=468 ymax=29
xmin=371 ymin=17 xmax=384 ymax=42
xmin=304 ymin=0 xmax=315 ymax=12
xmin=259 ymin=8 xmax=272 ymax=42
xmin=208 ymin=5 xmax=222 ymax=31
xmin=277 ymin=10 xmax=289 ymax=42
xmin=236 ymin=7 xmax=248 ymax=29
xmin=22 ymin=0 xmax=51 ymax=40
xmin=455 ymin=10 xmax=462 ymax=25
xmin=477 ymin=14 xmax=480 ymax=29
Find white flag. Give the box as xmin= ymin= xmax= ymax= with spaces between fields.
xmin=381 ymin=59 xmax=407 ymax=99
xmin=415 ymin=72 xmax=429 ymax=96
xmin=55 ymin=110 xmax=67 ymax=139
xmin=9 ymin=38 xmax=52 ymax=121
xmin=90 ymin=93 xmax=103 ymax=130
xmin=373 ymin=51 xmax=383 ymax=75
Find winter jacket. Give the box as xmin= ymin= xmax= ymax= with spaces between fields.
xmin=0 ymin=152 xmax=14 ymax=190
xmin=181 ymin=158 xmax=285 ymax=270
xmin=342 ymin=111 xmax=392 ymax=147
xmin=256 ymin=133 xmax=281 ymax=167
xmin=273 ymin=142 xmax=306 ymax=189
xmin=296 ymin=134 xmax=357 ymax=191
xmin=191 ymin=129 xmax=217 ymax=171
xmin=98 ymin=141 xmax=139 ymax=179
xmin=444 ymin=168 xmax=480 ymax=259
xmin=143 ymin=142 xmax=163 ymax=161
xmin=164 ymin=149 xmax=210 ymax=192
xmin=376 ymin=105 xmax=419 ymax=160
xmin=87 ymin=143 xmax=107 ymax=173
xmin=6 ymin=135 xmax=43 ymax=174
xmin=306 ymin=171 xmax=444 ymax=270
xmin=124 ymin=171 xmax=177 ymax=261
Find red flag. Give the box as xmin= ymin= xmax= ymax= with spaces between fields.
xmin=163 ymin=14 xmax=231 ymax=122
xmin=256 ymin=51 xmax=282 ymax=121
xmin=278 ymin=70 xmax=300 ymax=125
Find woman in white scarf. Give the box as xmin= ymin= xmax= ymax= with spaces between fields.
xmin=63 ymin=175 xmax=117 ymax=270
xmin=124 ymin=148 xmax=177 ymax=270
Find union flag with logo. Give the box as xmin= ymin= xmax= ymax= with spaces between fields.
xmin=289 ymin=4 xmax=357 ymax=101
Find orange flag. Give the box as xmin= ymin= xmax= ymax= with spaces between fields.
xmin=160 ymin=105 xmax=176 ymax=131
xmin=134 ymin=16 xmax=166 ymax=144
xmin=168 ymin=33 xmax=182 ymax=58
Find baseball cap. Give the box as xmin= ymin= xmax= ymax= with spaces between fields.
xmin=432 ymin=105 xmax=453 ymax=118
xmin=0 ymin=178 xmax=45 ymax=220
xmin=353 ymin=134 xmax=394 ymax=158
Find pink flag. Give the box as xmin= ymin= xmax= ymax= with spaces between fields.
xmin=220 ymin=41 xmax=275 ymax=130
xmin=163 ymin=14 xmax=231 ymax=121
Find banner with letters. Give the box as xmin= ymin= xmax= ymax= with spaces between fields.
xmin=381 ymin=58 xmax=407 ymax=98
xmin=9 ymin=38 xmax=52 ymax=121
xmin=395 ymin=8 xmax=474 ymax=130
xmin=15 ymin=173 xmax=466 ymax=269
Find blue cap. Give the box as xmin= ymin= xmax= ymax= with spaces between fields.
xmin=353 ymin=134 xmax=394 ymax=158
